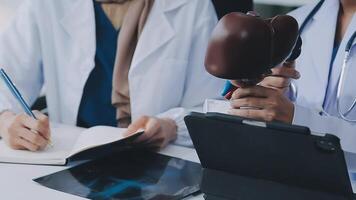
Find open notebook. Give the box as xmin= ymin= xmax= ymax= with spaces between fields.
xmin=0 ymin=124 xmax=143 ymax=165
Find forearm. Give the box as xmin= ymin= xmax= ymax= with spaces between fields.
xmin=156 ymin=107 xmax=193 ymax=147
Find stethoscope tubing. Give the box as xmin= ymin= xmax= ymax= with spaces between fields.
xmin=299 ymin=0 xmax=356 ymax=122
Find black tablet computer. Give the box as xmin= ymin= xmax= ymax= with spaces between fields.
xmin=185 ymin=112 xmax=354 ymax=200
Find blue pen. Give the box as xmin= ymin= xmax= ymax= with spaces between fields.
xmin=0 ymin=68 xmax=37 ymax=119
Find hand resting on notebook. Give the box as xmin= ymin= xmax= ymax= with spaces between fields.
xmin=124 ymin=116 xmax=177 ymax=150
xmin=0 ymin=110 xmax=50 ymax=151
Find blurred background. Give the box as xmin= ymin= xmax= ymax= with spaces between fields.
xmin=0 ymin=0 xmax=321 ymax=112
xmin=0 ymin=0 xmax=318 ymax=32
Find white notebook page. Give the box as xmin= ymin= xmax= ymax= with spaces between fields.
xmin=0 ymin=124 xmax=135 ymax=165
xmin=0 ymin=124 xmax=83 ymax=164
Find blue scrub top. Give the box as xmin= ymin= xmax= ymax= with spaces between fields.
xmin=77 ymin=1 xmax=119 ymax=128
xmin=322 ymin=42 xmax=340 ymax=113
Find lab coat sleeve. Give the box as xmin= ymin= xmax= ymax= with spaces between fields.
xmin=293 ymin=104 xmax=356 ymax=153
xmin=157 ymin=12 xmax=225 ymax=147
xmin=0 ymin=0 xmax=43 ymax=113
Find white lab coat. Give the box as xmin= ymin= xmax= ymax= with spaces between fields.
xmin=289 ymin=0 xmax=356 ymax=153
xmin=0 ymin=0 xmax=224 ymax=146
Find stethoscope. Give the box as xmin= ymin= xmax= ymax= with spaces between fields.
xmin=299 ymin=0 xmax=356 ymax=122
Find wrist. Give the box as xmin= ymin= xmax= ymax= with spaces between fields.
xmin=287 ymin=103 xmax=295 ymax=124
xmin=161 ymin=118 xmax=178 ymax=141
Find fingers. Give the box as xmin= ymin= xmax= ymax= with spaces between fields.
xmin=125 ymin=116 xmax=149 ymax=137
xmin=260 ymin=76 xmax=290 ymax=89
xmin=134 ymin=118 xmax=161 ymax=144
xmin=231 ymin=98 xmax=266 ymax=109
xmin=21 ymin=113 xmax=50 ymax=140
xmin=271 ymin=67 xmax=300 ymax=79
xmin=125 ymin=116 xmax=161 ymax=144
xmin=18 ymin=128 xmax=47 ymax=149
xmin=126 ymin=116 xmax=177 ymax=150
xmin=258 ymin=67 xmax=300 ymax=92
xmin=231 ymin=86 xmax=273 ymax=99
xmin=6 ymin=126 xmax=43 ymax=151
xmin=228 ymin=84 xmax=294 ymax=123
xmin=229 ymin=86 xmax=279 ymax=122
xmin=228 ymin=108 xmax=276 ymax=122
xmin=3 ymin=112 xmax=50 ymax=151
xmin=32 ymin=111 xmax=51 ymax=139
xmin=16 ymin=137 xmax=41 ymax=152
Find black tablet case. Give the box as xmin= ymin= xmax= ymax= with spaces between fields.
xmin=184 ymin=112 xmax=354 ymax=200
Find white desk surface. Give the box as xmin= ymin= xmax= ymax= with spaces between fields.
xmin=1 ymin=142 xmax=356 ymax=200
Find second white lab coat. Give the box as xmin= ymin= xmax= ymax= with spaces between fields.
xmin=0 ymin=0 xmax=225 ymax=146
xmin=289 ymin=0 xmax=356 ymax=153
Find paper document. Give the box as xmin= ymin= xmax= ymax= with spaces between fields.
xmin=204 ymin=99 xmax=231 ymax=114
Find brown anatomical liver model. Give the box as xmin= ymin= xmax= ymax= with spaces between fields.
xmin=205 ymin=12 xmax=301 ymax=86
